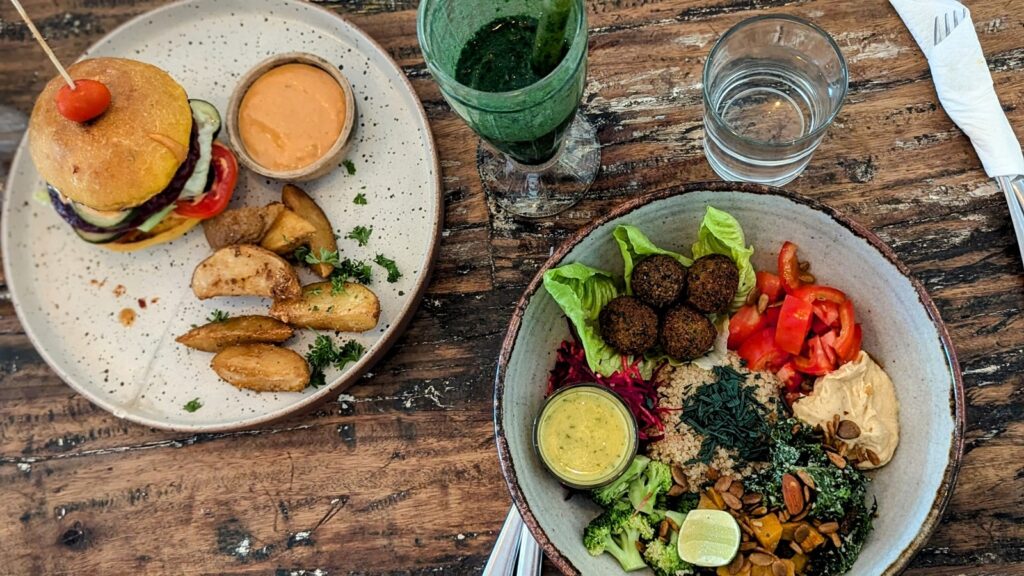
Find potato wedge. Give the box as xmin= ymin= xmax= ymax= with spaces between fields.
xmin=282 ymin=184 xmax=337 ymax=277
xmin=176 ymin=315 xmax=294 ymax=352
xmin=260 ymin=209 xmax=317 ymax=255
xmin=202 ymin=203 xmax=285 ymax=249
xmin=191 ymin=245 xmax=301 ymax=300
xmin=269 ymin=281 xmax=380 ymax=332
xmin=211 ymin=344 xmax=310 ymax=392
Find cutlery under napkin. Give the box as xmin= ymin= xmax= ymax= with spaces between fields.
xmin=890 ymin=0 xmax=1024 ymax=261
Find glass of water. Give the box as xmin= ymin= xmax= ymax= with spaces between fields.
xmin=702 ymin=15 xmax=848 ymax=186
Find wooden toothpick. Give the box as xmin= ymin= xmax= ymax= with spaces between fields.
xmin=8 ymin=0 xmax=76 ymax=89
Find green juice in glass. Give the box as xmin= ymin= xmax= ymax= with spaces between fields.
xmin=427 ymin=0 xmax=586 ymax=166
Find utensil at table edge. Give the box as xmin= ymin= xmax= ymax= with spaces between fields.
xmin=933 ymin=10 xmax=1024 ymax=265
xmin=482 ymin=506 xmax=524 ymax=576
xmin=515 ymin=522 xmax=543 ymax=576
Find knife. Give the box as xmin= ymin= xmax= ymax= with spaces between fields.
xmin=890 ymin=0 xmax=1024 ymax=264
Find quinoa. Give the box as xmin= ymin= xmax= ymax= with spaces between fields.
xmin=646 ymin=353 xmax=781 ymax=490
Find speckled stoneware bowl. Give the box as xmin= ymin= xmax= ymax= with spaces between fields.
xmin=2 ymin=0 xmax=442 ymax=431
xmin=227 ymin=52 xmax=357 ymax=181
xmin=495 ymin=183 xmax=964 ymax=575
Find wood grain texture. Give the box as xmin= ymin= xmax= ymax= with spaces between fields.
xmin=1 ymin=0 xmax=1022 ymax=574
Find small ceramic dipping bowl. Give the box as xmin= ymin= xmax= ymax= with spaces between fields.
xmin=227 ymin=52 xmax=356 ymax=182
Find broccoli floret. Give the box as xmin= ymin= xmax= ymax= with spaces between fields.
xmin=592 ymin=455 xmax=650 ymax=508
xmin=583 ymin=502 xmax=652 ymax=572
xmin=628 ymin=460 xmax=673 ymax=515
xmin=643 ymin=533 xmax=693 ymax=576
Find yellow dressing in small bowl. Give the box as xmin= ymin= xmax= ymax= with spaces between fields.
xmin=535 ymin=385 xmax=638 ymax=488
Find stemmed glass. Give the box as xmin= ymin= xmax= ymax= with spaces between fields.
xmin=417 ymin=0 xmax=600 ymax=218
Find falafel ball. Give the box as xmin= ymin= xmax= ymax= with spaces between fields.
xmin=632 ymin=254 xmax=688 ymax=308
xmin=599 ymin=296 xmax=659 ymax=355
xmin=660 ymin=305 xmax=717 ymax=360
xmin=685 ymin=253 xmax=740 ymax=313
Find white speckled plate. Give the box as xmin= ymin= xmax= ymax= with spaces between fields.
xmin=495 ymin=184 xmax=964 ymax=576
xmin=2 ymin=0 xmax=442 ymax=431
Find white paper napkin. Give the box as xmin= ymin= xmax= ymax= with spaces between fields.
xmin=890 ymin=0 xmax=1024 ymax=178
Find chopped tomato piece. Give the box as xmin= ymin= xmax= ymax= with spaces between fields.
xmin=778 ymin=241 xmax=803 ymax=294
xmin=842 ymin=324 xmax=863 ymax=364
xmin=833 ymin=299 xmax=859 ymax=362
xmin=738 ymin=327 xmax=791 ymax=372
xmin=775 ymin=295 xmax=813 ymax=356
xmin=794 ymin=285 xmax=847 ymax=305
xmin=811 ymin=317 xmax=832 ymax=336
xmin=794 ymin=335 xmax=835 ymax=376
xmin=756 ymin=271 xmax=784 ymax=303
xmin=776 ymin=361 xmax=803 ymax=393
xmin=175 ymin=142 xmax=239 ymax=220
xmin=728 ymin=305 xmax=766 ymax=350
xmin=812 ymin=301 xmax=841 ymax=327
xmin=819 ymin=330 xmax=839 ymax=365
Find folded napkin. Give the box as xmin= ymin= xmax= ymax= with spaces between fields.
xmin=890 ymin=0 xmax=1024 ymax=178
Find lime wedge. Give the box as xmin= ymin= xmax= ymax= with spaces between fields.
xmin=677 ymin=509 xmax=741 ymax=567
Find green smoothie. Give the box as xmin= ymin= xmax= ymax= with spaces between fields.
xmin=454 ymin=15 xmax=578 ymax=165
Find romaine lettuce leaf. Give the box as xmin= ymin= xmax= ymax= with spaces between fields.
xmin=542 ymin=263 xmax=622 ymax=376
xmin=691 ymin=206 xmax=755 ymax=313
xmin=613 ymin=225 xmax=692 ymax=294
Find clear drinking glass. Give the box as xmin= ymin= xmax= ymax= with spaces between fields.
xmin=417 ymin=0 xmax=600 ymax=218
xmin=702 ymin=15 xmax=848 ymax=186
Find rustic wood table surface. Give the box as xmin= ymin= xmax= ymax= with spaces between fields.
xmin=1 ymin=0 xmax=1022 ymax=574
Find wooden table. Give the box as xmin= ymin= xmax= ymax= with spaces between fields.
xmin=1 ymin=1 xmax=1022 ymax=574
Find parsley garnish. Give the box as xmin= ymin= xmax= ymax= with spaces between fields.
xmin=342 ymin=159 xmax=356 ymax=175
xmin=309 ymin=287 xmax=323 ymax=296
xmin=207 ymin=310 xmax=230 ymax=323
xmin=353 ymin=193 xmax=367 ymax=205
xmin=330 ymin=274 xmax=347 ymax=295
xmin=374 ymin=254 xmax=402 ymax=283
xmin=293 ymin=245 xmax=311 ymax=262
xmin=333 ymin=258 xmax=372 ymax=285
xmin=346 ymin=225 xmax=373 ymax=247
xmin=305 ymin=335 xmax=366 ymax=388
xmin=184 ymin=398 xmax=203 ymax=412
xmin=305 ymin=248 xmax=341 ymax=267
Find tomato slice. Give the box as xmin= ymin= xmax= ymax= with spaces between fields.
xmin=175 ymin=142 xmax=239 ymax=220
xmin=756 ymin=271 xmax=784 ymax=303
xmin=812 ymin=301 xmax=841 ymax=327
xmin=738 ymin=327 xmax=791 ymax=372
xmin=776 ymin=360 xmax=804 ymax=393
xmin=833 ymin=300 xmax=859 ymax=362
xmin=775 ymin=295 xmax=813 ymax=356
xmin=794 ymin=285 xmax=847 ymax=305
xmin=845 ymin=324 xmax=863 ymax=362
xmin=778 ymin=241 xmax=803 ymax=294
xmin=794 ymin=335 xmax=835 ymax=376
xmin=819 ymin=330 xmax=839 ymax=365
xmin=728 ymin=305 xmax=765 ymax=350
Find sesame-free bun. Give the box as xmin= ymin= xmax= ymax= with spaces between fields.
xmin=29 ymin=58 xmax=193 ymax=212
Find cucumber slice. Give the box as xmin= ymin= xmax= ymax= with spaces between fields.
xmin=182 ymin=100 xmax=222 ymax=198
xmin=137 ymin=203 xmax=177 ymax=233
xmin=73 ymin=227 xmax=123 ymax=244
xmin=72 ymin=202 xmax=134 ymax=228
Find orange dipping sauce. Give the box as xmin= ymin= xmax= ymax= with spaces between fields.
xmin=238 ymin=63 xmax=347 ymax=172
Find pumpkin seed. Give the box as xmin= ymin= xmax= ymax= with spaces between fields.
xmin=749 ymin=552 xmax=774 ymax=566
xmin=837 ymin=419 xmax=861 ymax=439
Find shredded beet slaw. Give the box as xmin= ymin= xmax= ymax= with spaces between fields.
xmin=547 ymin=339 xmax=667 ymax=441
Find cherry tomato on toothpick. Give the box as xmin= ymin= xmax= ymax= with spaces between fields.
xmin=55 ymin=79 xmax=111 ymax=122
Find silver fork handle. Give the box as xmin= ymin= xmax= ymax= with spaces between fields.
xmin=515 ymin=522 xmax=543 ymax=576
xmin=996 ymin=175 xmax=1024 ymax=266
xmin=483 ymin=507 xmax=524 ymax=576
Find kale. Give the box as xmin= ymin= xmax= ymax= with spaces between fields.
xmin=747 ymin=418 xmax=876 ymax=576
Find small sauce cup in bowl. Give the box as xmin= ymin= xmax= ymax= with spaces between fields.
xmin=534 ymin=384 xmax=639 ymax=489
xmin=227 ymin=52 xmax=355 ymax=181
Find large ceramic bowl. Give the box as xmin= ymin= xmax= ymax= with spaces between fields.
xmin=495 ymin=183 xmax=964 ymax=575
